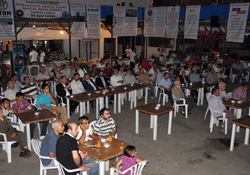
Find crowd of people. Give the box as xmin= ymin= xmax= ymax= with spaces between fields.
xmin=0 ymin=45 xmax=250 ymax=174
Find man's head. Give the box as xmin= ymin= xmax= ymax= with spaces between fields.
xmin=169 ymin=69 xmax=174 ymax=75
xmin=23 ymin=68 xmax=29 ymax=75
xmin=16 ymin=92 xmax=24 ymax=102
xmin=24 ymin=77 xmax=30 ymax=85
xmin=210 ymin=68 xmax=214 ymax=73
xmin=99 ymin=70 xmax=104 ymax=77
xmin=126 ymin=69 xmax=132 ymax=75
xmin=0 ymin=107 xmax=2 ymax=117
xmin=66 ymin=122 xmax=79 ymax=138
xmin=241 ymin=83 xmax=249 ymax=92
xmin=84 ymin=73 xmax=90 ymax=80
xmin=12 ymin=74 xmax=17 ymax=81
xmin=41 ymin=84 xmax=50 ymax=94
xmin=73 ymin=73 xmax=80 ymax=81
xmin=100 ymin=108 xmax=110 ymax=121
xmin=52 ymin=119 xmax=65 ymax=135
xmin=40 ymin=67 xmax=45 ymax=74
xmin=78 ymin=116 xmax=89 ymax=130
xmin=105 ymin=63 xmax=110 ymax=69
xmin=218 ymin=82 xmax=226 ymax=91
xmin=1 ymin=98 xmax=10 ymax=109
xmin=61 ymin=76 xmax=68 ymax=84
xmin=212 ymin=87 xmax=220 ymax=96
xmin=163 ymin=72 xmax=169 ymax=80
xmin=153 ymin=67 xmax=158 ymax=73
xmin=181 ymin=70 xmax=186 ymax=76
xmin=7 ymin=80 xmax=14 ymax=89
xmin=113 ymin=68 xmax=118 ymax=75
xmin=174 ymin=79 xmax=181 ymax=87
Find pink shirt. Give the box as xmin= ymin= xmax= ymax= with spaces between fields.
xmin=232 ymin=87 xmax=247 ymax=100
xmin=12 ymin=100 xmax=31 ymax=113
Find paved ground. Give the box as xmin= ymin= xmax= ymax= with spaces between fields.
xmin=0 ymin=82 xmax=250 ymax=175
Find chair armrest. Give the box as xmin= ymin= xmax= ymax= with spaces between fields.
xmin=178 ymin=98 xmax=186 ymax=104
xmin=110 ymin=167 xmax=123 ymax=174
xmin=0 ymin=133 xmax=7 ymax=142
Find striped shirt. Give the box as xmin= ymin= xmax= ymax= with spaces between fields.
xmin=20 ymin=83 xmax=37 ymax=96
xmin=93 ymin=118 xmax=116 ymax=136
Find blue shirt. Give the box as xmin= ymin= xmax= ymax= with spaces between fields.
xmin=160 ymin=78 xmax=172 ymax=89
xmin=100 ymin=77 xmax=106 ymax=86
xmin=40 ymin=130 xmax=60 ymax=165
xmin=37 ymin=93 xmax=52 ymax=109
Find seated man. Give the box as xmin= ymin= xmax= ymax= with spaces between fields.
xmin=56 ymin=122 xmax=99 ymax=175
xmin=21 ymin=68 xmax=33 ymax=83
xmin=189 ymin=69 xmax=201 ymax=83
xmin=208 ymin=87 xmax=231 ymax=128
xmin=56 ymin=76 xmax=78 ymax=113
xmin=232 ymin=83 xmax=249 ymax=101
xmin=137 ymin=69 xmax=155 ymax=99
xmin=70 ymin=73 xmax=85 ymax=94
xmin=160 ymin=72 xmax=173 ymax=105
xmin=3 ymin=80 xmax=19 ymax=103
xmin=206 ymin=68 xmax=219 ymax=84
xmin=218 ymin=82 xmax=231 ymax=101
xmin=179 ymin=70 xmax=190 ymax=87
xmin=35 ymin=66 xmax=50 ymax=81
xmin=110 ymin=68 xmax=123 ymax=87
xmin=0 ymin=107 xmax=31 ymax=158
xmin=172 ymin=79 xmax=195 ymax=115
xmin=20 ymin=76 xmax=38 ymax=101
xmin=40 ymin=120 xmax=65 ymax=166
xmin=13 ymin=92 xmax=48 ymax=140
xmin=124 ymin=69 xmax=136 ymax=85
xmin=82 ymin=73 xmax=97 ymax=91
xmin=37 ymin=84 xmax=67 ymax=125
xmin=95 ymin=71 xmax=109 ymax=90
xmin=76 ymin=116 xmax=95 ymax=144
xmin=1 ymin=98 xmax=14 ymax=117
xmin=12 ymin=74 xmax=22 ymax=91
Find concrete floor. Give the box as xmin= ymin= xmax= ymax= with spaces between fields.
xmin=0 ymin=83 xmax=250 ymax=175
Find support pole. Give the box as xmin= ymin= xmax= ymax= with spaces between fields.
xmin=68 ymin=0 xmax=72 ymax=60
xmin=13 ymin=0 xmax=19 ymax=77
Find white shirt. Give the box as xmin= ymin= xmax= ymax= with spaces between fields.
xmin=208 ymin=94 xmax=226 ymax=117
xmin=76 ymin=126 xmax=93 ymax=141
xmin=70 ymin=79 xmax=85 ymax=94
xmin=3 ymin=88 xmax=19 ymax=100
xmin=39 ymin=52 xmax=45 ymax=63
xmin=62 ymin=83 xmax=70 ymax=96
xmin=13 ymin=80 xmax=22 ymax=90
xmin=29 ymin=50 xmax=38 ymax=62
xmin=97 ymin=63 xmax=105 ymax=70
xmin=110 ymin=74 xmax=123 ymax=87
xmin=124 ymin=75 xmax=136 ymax=85
xmin=77 ymin=68 xmax=86 ymax=78
xmin=36 ymin=73 xmax=50 ymax=80
xmin=129 ymin=50 xmax=135 ymax=62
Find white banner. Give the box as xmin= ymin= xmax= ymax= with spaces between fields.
xmin=166 ymin=6 xmax=180 ymax=39
xmin=226 ymin=3 xmax=249 ymax=43
xmin=0 ymin=0 xmax=15 ymax=40
xmin=71 ymin=22 xmax=86 ymax=39
xmin=126 ymin=8 xmax=137 ymax=36
xmin=184 ymin=5 xmax=200 ymax=40
xmin=154 ymin=7 xmax=166 ymax=37
xmin=113 ymin=7 xmax=126 ymax=36
xmin=144 ymin=8 xmax=156 ymax=37
xmin=15 ymin=0 xmax=69 ymax=19
xmin=86 ymin=4 xmax=100 ymax=38
xmin=70 ymin=2 xmax=85 ymax=21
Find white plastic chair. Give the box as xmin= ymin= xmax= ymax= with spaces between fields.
xmin=208 ymin=105 xmax=228 ymax=135
xmin=172 ymin=94 xmax=188 ymax=118
xmin=31 ymin=139 xmax=58 ymax=175
xmin=53 ymin=157 xmax=87 ymax=175
xmin=57 ymin=95 xmax=66 ymax=107
xmin=158 ymin=88 xmax=168 ymax=105
xmin=204 ymin=93 xmax=212 ymax=120
xmin=110 ymin=160 xmax=149 ymax=175
xmin=0 ymin=133 xmax=17 ymax=163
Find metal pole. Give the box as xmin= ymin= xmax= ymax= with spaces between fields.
xmin=68 ymin=0 xmax=72 ymax=60
xmin=13 ymin=0 xmax=18 ymax=77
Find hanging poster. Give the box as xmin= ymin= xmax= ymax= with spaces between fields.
xmin=86 ymin=4 xmax=100 ymax=38
xmin=226 ymin=3 xmax=249 ymax=43
xmin=71 ymin=22 xmax=86 ymax=39
xmin=126 ymin=8 xmax=137 ymax=36
xmin=144 ymin=8 xmax=156 ymax=37
xmin=0 ymin=0 xmax=15 ymax=40
xmin=184 ymin=5 xmax=200 ymax=40
xmin=154 ymin=7 xmax=166 ymax=38
xmin=166 ymin=6 xmax=180 ymax=39
xmin=70 ymin=2 xmax=85 ymax=21
xmin=113 ymin=7 xmax=126 ymax=36
xmin=15 ymin=0 xmax=69 ymax=19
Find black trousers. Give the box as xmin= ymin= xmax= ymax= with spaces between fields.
xmin=164 ymin=90 xmax=173 ymax=105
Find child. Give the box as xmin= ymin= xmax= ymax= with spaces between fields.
xmin=116 ymin=145 xmax=143 ymax=174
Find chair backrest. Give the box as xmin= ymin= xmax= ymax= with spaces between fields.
xmin=112 ymin=160 xmax=149 ymax=175
xmin=172 ymin=94 xmax=177 ymax=105
xmin=89 ymin=120 xmax=96 ymax=133
xmin=31 ymin=139 xmax=42 ymax=157
xmin=206 ymin=93 xmax=211 ymax=101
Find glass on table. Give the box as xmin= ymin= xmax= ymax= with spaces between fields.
xmin=97 ymin=140 xmax=101 ymax=149
xmin=120 ymin=142 xmax=124 ymax=150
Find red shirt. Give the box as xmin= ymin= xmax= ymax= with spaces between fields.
xmin=142 ymin=62 xmax=151 ymax=70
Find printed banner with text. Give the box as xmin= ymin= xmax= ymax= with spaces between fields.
xmin=144 ymin=8 xmax=156 ymax=37
xmin=86 ymin=5 xmax=100 ymax=38
xmin=126 ymin=8 xmax=137 ymax=36
xmin=184 ymin=5 xmax=200 ymax=40
xmin=71 ymin=22 xmax=86 ymax=39
xmin=166 ymin=6 xmax=180 ymax=39
xmin=113 ymin=7 xmax=126 ymax=36
xmin=0 ymin=0 xmax=15 ymax=40
xmin=226 ymin=3 xmax=249 ymax=43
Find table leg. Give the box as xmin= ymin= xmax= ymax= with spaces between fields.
xmin=153 ymin=115 xmax=158 ymax=141
xmin=26 ymin=124 xmax=31 ymax=150
xmin=135 ymin=110 xmax=139 ymax=134
xmin=100 ymin=97 xmax=104 ymax=109
xmin=236 ymin=109 xmax=242 ymax=132
xmin=80 ymin=102 xmax=84 ymax=116
xmin=99 ymin=161 xmax=105 ymax=175
xmin=83 ymin=102 xmax=86 ymax=115
xmin=114 ymin=94 xmax=117 ymax=114
xmin=105 ymin=97 xmax=108 ymax=108
xmin=0 ymin=87 xmax=3 ymax=95
xmin=87 ymin=101 xmax=90 ymax=113
xmin=201 ymin=87 xmax=204 ymax=105
xmin=150 ymin=115 xmax=153 ymax=129
xmin=244 ymin=128 xmax=249 ymax=145
xmin=230 ymin=124 xmax=236 ymax=151
xmin=145 ymin=87 xmax=148 ymax=105
xmin=130 ymin=92 xmax=133 ymax=109
xmin=96 ymin=99 xmax=99 ymax=119
xmin=197 ymin=88 xmax=201 ymax=106
xmin=168 ymin=111 xmax=173 ymax=135
xmin=134 ymin=90 xmax=137 ymax=107
xmin=67 ymin=98 xmax=70 ymax=119
xmin=118 ymin=94 xmax=121 ymax=113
